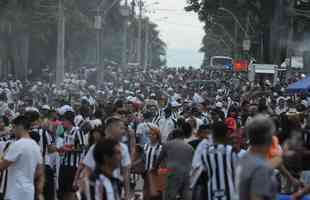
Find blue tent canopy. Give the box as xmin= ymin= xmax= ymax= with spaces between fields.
xmin=287 ymin=77 xmax=310 ymax=93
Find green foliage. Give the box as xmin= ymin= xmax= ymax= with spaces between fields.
xmin=127 ymin=16 xmax=166 ymax=68
xmin=185 ymin=0 xmax=283 ymax=65
xmin=0 ymin=0 xmax=166 ymax=79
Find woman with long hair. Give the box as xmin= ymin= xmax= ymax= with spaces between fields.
xmin=143 ymin=127 xmax=163 ymax=200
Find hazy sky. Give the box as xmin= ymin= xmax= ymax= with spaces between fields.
xmin=147 ymin=0 xmax=204 ymax=67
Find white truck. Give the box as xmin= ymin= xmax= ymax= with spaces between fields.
xmin=248 ymin=64 xmax=287 ymax=86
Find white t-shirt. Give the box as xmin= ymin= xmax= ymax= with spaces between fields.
xmin=4 ymin=138 xmax=42 ymax=200
xmin=83 ymin=142 xmax=131 ymax=180
xmin=158 ymin=118 xmax=176 ymax=143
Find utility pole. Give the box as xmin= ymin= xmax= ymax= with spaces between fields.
xmin=234 ymin=20 xmax=238 ymax=58
xmin=56 ymin=0 xmax=65 ymax=89
xmin=246 ymin=13 xmax=250 ymax=40
xmin=149 ymin=41 xmax=152 ymax=67
xmin=128 ymin=0 xmax=136 ymax=64
xmin=243 ymin=12 xmax=250 ymax=59
xmin=286 ymin=0 xmax=295 ymax=81
xmin=121 ymin=0 xmax=130 ymax=69
xmin=287 ymin=17 xmax=294 ymax=80
xmin=95 ymin=7 xmax=103 ymax=88
xmin=260 ymin=31 xmax=264 ymax=62
xmin=95 ymin=8 xmax=101 ymax=71
xmin=137 ymin=0 xmax=143 ymax=67
xmin=95 ymin=0 xmax=120 ymax=88
xmin=143 ymin=18 xmax=149 ymax=71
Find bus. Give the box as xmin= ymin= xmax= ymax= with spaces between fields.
xmin=210 ymin=56 xmax=233 ymax=70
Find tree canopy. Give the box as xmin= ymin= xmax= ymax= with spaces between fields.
xmin=0 ymin=0 xmax=166 ymax=80
xmin=185 ymin=0 xmax=290 ymax=66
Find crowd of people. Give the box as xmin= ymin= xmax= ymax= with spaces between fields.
xmin=0 ymin=66 xmax=309 ymax=200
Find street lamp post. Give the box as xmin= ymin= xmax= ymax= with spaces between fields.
xmin=137 ymin=0 xmax=143 ymax=67
xmin=218 ymin=7 xmax=251 ymax=58
xmin=218 ymin=7 xmax=249 ymax=38
xmin=143 ymin=18 xmax=149 ymax=71
xmin=56 ymin=0 xmax=65 ymax=89
xmin=212 ymin=22 xmax=237 ymax=46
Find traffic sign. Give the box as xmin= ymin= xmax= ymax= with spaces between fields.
xmin=94 ymin=16 xmax=102 ymax=29
xmin=243 ymin=39 xmax=251 ymax=51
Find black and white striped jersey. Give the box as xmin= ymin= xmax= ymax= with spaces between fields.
xmin=144 ymin=143 xmax=162 ymax=171
xmin=0 ymin=134 xmax=13 ymax=142
xmin=86 ymin=170 xmax=122 ymax=200
xmin=153 ymin=109 xmax=179 ymax=126
xmin=152 ymin=109 xmax=164 ymax=125
xmin=171 ymin=111 xmax=179 ymax=123
xmin=0 ymin=141 xmax=12 ymax=196
xmin=200 ymin=144 xmax=238 ymax=200
xmin=30 ymin=127 xmax=53 ymax=165
xmin=201 ymin=112 xmax=210 ymax=125
xmin=61 ymin=126 xmax=86 ymax=167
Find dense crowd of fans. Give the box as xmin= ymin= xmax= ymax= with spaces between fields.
xmin=0 ymin=67 xmax=309 ymax=200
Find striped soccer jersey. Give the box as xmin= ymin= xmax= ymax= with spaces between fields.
xmin=144 ymin=143 xmax=162 ymax=171
xmin=31 ymin=127 xmax=53 ymax=165
xmin=86 ymin=171 xmax=122 ymax=200
xmin=61 ymin=126 xmax=86 ymax=167
xmin=0 ymin=140 xmax=13 ymax=197
xmin=201 ymin=144 xmax=238 ymax=200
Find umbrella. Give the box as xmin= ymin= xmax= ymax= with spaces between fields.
xmin=287 ymin=77 xmax=310 ymax=93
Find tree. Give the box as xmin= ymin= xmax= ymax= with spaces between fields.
xmin=128 ymin=17 xmax=166 ymax=69
xmin=144 ymin=20 xmax=166 ymax=68
xmin=185 ymin=0 xmax=288 ymax=65
xmin=0 ymin=0 xmax=166 ymax=80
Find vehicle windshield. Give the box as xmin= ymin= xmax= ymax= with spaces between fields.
xmin=212 ymin=58 xmax=233 ymax=67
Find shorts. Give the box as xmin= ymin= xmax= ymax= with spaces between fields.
xmin=58 ymin=165 xmax=77 ymax=194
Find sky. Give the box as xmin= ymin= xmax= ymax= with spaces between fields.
xmin=147 ymin=0 xmax=205 ymax=68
